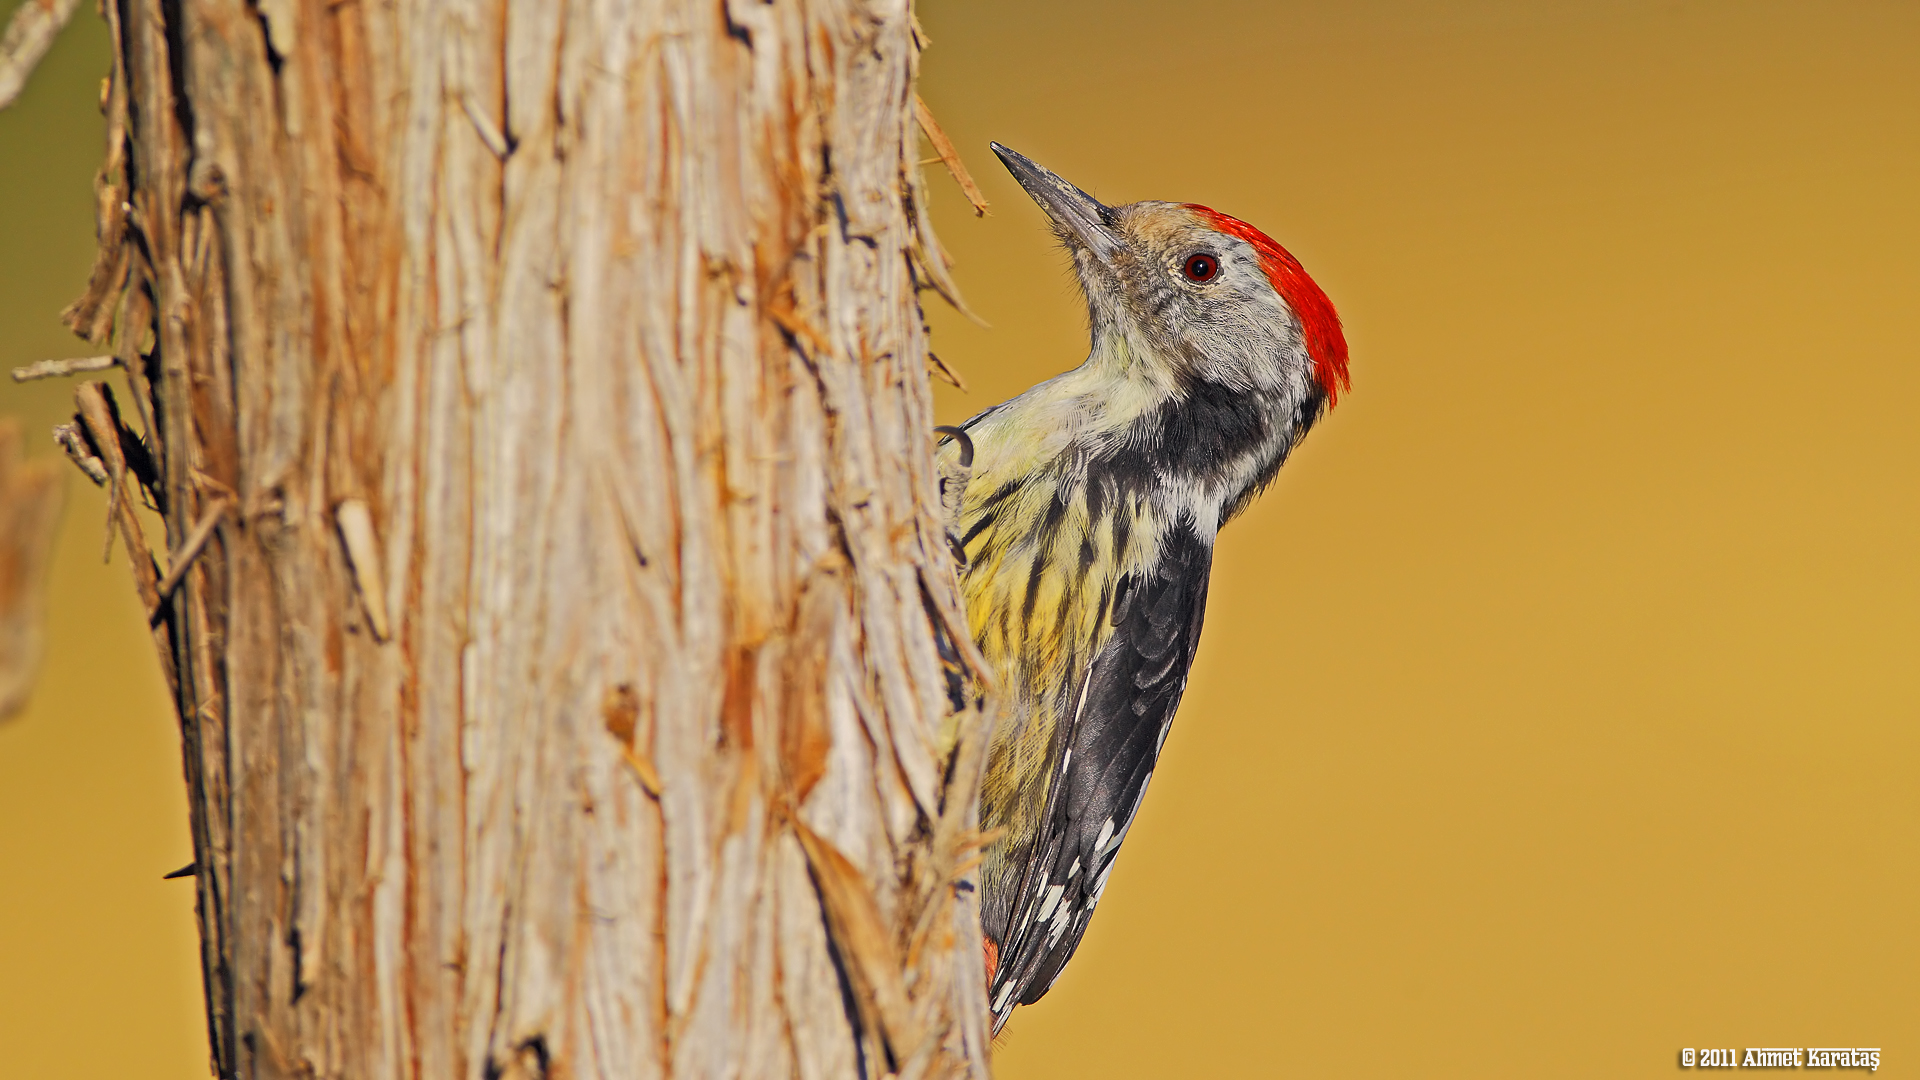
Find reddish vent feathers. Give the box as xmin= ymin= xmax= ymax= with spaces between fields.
xmin=1186 ymin=205 xmax=1350 ymax=405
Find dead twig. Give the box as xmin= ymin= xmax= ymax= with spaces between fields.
xmin=0 ymin=0 xmax=83 ymax=111
xmin=12 ymin=355 xmax=116 ymax=382
xmin=913 ymin=95 xmax=988 ymax=217
xmin=155 ymin=498 xmax=229 ymax=599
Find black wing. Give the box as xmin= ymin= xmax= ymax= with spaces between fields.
xmin=987 ymin=523 xmax=1213 ymax=1030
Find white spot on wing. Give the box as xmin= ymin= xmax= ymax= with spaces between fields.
xmin=994 ymin=982 xmax=1016 ymax=1012
xmin=1037 ymin=883 xmax=1064 ymax=923
xmin=1093 ymin=818 xmax=1115 ymax=855
xmin=1071 ymin=659 xmax=1097 ymax=727
xmin=1132 ymin=770 xmax=1153 ymax=815
xmin=1047 ymin=902 xmax=1073 ymax=946
xmin=1068 ymin=857 xmax=1080 ymax=879
xmin=1092 ymin=861 xmax=1115 ymax=902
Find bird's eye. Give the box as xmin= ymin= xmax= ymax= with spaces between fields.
xmin=1182 ymin=253 xmax=1219 ymax=283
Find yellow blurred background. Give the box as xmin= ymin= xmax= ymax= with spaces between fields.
xmin=2 ymin=1 xmax=1914 ymax=1077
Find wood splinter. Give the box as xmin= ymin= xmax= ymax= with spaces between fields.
xmin=603 ymin=683 xmax=663 ymax=796
xmin=461 ymin=94 xmax=511 ymax=159
xmin=928 ymin=351 xmax=968 ymax=391
xmin=73 ymin=381 xmax=135 ymax=565
xmin=334 ymin=499 xmax=392 ymax=642
xmin=618 ymin=745 xmax=663 ymax=797
xmin=53 ymin=423 xmax=109 ymax=485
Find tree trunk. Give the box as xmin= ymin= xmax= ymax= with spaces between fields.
xmin=61 ymin=0 xmax=994 ymax=1074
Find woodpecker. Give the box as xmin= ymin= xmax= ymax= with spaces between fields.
xmin=939 ymin=144 xmax=1350 ymax=1033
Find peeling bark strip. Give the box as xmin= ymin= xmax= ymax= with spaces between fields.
xmin=72 ymin=0 xmax=996 ymax=1074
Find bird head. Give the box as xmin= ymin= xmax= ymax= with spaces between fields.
xmin=991 ymin=142 xmax=1349 ymax=412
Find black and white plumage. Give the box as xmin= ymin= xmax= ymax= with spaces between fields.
xmin=988 ymin=523 xmax=1211 ymax=1014
xmin=938 ymin=145 xmax=1350 ymax=1033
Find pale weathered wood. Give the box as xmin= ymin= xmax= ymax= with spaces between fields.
xmin=65 ymin=0 xmax=995 ymax=1074
xmin=10 ymin=354 xmax=116 ymax=381
xmin=0 ymin=419 xmax=65 ymax=720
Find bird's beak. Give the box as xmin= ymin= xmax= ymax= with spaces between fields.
xmin=991 ymin=142 xmax=1123 ymax=264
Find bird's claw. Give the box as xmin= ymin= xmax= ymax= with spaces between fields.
xmin=934 ymin=426 xmax=973 ymax=568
